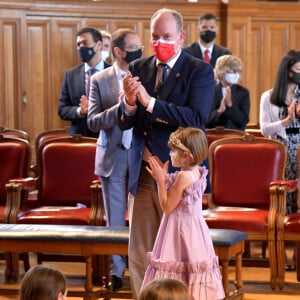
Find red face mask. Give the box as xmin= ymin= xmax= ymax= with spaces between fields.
xmin=151 ymin=39 xmax=176 ymax=63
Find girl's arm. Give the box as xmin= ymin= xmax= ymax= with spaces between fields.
xmin=146 ymin=157 xmax=194 ymax=214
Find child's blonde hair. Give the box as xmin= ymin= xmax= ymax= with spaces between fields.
xmin=167 ymin=127 xmax=208 ymax=166
xmin=139 ymin=278 xmax=190 ymax=300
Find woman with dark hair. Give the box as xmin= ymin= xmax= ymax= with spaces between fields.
xmin=260 ymin=49 xmax=300 ymax=215
xmin=19 ymin=265 xmax=67 ymax=300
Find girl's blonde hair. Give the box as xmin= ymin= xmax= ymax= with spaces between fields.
xmin=139 ymin=278 xmax=190 ymax=300
xmin=168 ymin=127 xmax=208 ymax=166
xmin=215 ymin=54 xmax=243 ymax=82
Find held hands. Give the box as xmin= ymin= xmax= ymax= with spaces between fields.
xmin=79 ymin=95 xmax=89 ymax=115
xmin=224 ymin=86 xmax=232 ymax=108
xmin=145 ymin=156 xmax=169 ymax=183
xmin=217 ymin=98 xmax=226 ymax=114
xmin=123 ymin=71 xmax=151 ymax=107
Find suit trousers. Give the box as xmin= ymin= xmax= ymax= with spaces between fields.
xmin=128 ymin=160 xmax=163 ymax=299
xmin=100 ymin=146 xmax=129 ymax=278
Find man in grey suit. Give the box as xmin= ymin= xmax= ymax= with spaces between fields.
xmin=87 ymin=28 xmax=143 ymax=291
xmin=183 ymin=13 xmax=231 ymax=67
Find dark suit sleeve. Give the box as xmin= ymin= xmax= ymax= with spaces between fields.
xmin=58 ymin=70 xmax=82 ymax=120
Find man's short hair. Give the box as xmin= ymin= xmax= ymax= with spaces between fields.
xmin=76 ymin=27 xmax=102 ymax=42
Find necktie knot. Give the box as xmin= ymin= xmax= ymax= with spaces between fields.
xmin=88 ymin=68 xmax=97 ymax=76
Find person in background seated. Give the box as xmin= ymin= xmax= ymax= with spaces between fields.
xmin=100 ymin=30 xmax=113 ymax=64
xmin=19 ymin=265 xmax=67 ymax=300
xmin=58 ymin=27 xmax=110 ymax=137
xmin=139 ymin=278 xmax=190 ymax=300
xmin=183 ymin=13 xmax=231 ymax=67
xmin=206 ymin=54 xmax=250 ymax=130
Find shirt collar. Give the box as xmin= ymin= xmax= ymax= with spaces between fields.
xmin=199 ymin=42 xmax=213 ymax=54
xmin=84 ymin=60 xmax=104 ymax=73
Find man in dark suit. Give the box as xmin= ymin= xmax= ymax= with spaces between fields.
xmin=118 ymin=8 xmax=215 ymax=299
xmin=183 ymin=13 xmax=231 ymax=67
xmin=58 ymin=27 xmax=110 ymax=137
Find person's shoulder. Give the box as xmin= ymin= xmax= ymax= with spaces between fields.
xmin=182 ymin=41 xmax=199 ymax=53
xmin=65 ymin=64 xmax=84 ymax=73
xmin=93 ymin=65 xmax=114 ymax=79
xmin=213 ymin=44 xmax=232 ymax=55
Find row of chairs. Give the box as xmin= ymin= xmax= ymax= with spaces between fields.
xmin=1 ymin=126 xmax=299 ymax=290
xmin=0 ymin=130 xmax=106 ymax=283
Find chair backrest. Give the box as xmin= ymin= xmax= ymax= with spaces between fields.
xmin=36 ymin=134 xmax=97 ymax=207
xmin=0 ymin=127 xmax=30 ymax=141
xmin=35 ymin=127 xmax=70 ymax=155
xmin=206 ymin=126 xmax=245 ymax=148
xmin=209 ymin=134 xmax=287 ymax=209
xmin=245 ymin=128 xmax=264 ymax=137
xmin=0 ymin=135 xmax=31 ymax=205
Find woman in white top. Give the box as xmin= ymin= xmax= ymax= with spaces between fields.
xmin=260 ymin=49 xmax=300 ymax=214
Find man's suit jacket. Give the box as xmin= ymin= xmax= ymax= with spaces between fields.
xmin=87 ymin=66 xmax=123 ymax=177
xmin=206 ymin=82 xmax=250 ymax=130
xmin=58 ymin=62 xmax=110 ymax=137
xmin=183 ymin=42 xmax=232 ymax=67
xmin=118 ymin=51 xmax=215 ymax=195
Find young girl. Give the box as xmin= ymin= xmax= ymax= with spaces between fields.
xmin=141 ymin=127 xmax=225 ymax=300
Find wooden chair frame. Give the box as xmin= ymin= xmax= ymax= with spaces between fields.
xmin=204 ymin=134 xmax=287 ymax=289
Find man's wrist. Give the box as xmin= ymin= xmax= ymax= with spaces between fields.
xmin=124 ymin=97 xmax=136 ymax=107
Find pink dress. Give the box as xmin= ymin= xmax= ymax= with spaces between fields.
xmin=141 ymin=166 xmax=225 ymax=300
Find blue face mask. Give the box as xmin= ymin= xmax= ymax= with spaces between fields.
xmin=78 ymin=46 xmax=96 ymax=63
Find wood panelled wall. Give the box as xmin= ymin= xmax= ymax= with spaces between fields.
xmin=1 ymin=0 xmax=300 ymax=142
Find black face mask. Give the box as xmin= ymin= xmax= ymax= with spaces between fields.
xmin=78 ymin=46 xmax=96 ymax=63
xmin=199 ymin=30 xmax=216 ymax=43
xmin=291 ymin=71 xmax=300 ymax=85
xmin=124 ymin=49 xmax=142 ymax=64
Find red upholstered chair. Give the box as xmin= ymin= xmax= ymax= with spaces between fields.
xmin=0 ymin=127 xmax=30 ymax=141
xmin=203 ymin=134 xmax=287 ymax=289
xmin=206 ymin=126 xmax=245 ymax=148
xmin=30 ymin=127 xmax=71 ymax=177
xmin=7 ymin=134 xmax=105 ymax=282
xmin=204 ymin=127 xmax=245 ymax=210
xmin=245 ymin=128 xmax=264 ymax=137
xmin=273 ymin=146 xmax=300 ymax=289
xmin=0 ymin=135 xmax=31 ymax=280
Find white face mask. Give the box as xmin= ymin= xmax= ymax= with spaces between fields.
xmin=101 ymin=50 xmax=110 ymax=61
xmin=224 ymin=73 xmax=240 ymax=84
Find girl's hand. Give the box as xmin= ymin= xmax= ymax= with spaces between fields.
xmin=146 ymin=156 xmax=169 ymax=183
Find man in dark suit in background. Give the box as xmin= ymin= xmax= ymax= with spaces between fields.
xmin=58 ymin=27 xmax=110 ymax=137
xmin=118 ymin=8 xmax=215 ymax=299
xmin=183 ymin=13 xmax=231 ymax=67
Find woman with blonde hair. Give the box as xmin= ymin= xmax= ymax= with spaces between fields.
xmin=206 ymin=54 xmax=250 ymax=130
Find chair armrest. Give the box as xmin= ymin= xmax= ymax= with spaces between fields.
xmin=270 ymin=180 xmax=297 ymax=192
xmin=9 ymin=177 xmax=37 ymax=191
xmin=5 ymin=177 xmax=37 ymax=223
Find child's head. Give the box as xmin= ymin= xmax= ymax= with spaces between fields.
xmin=139 ymin=278 xmax=189 ymax=300
xmin=20 ymin=265 xmax=67 ymax=300
xmin=168 ymin=127 xmax=208 ymax=166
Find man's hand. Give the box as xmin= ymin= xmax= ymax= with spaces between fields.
xmin=123 ymin=72 xmax=140 ymax=106
xmin=79 ymin=95 xmax=89 ymax=115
